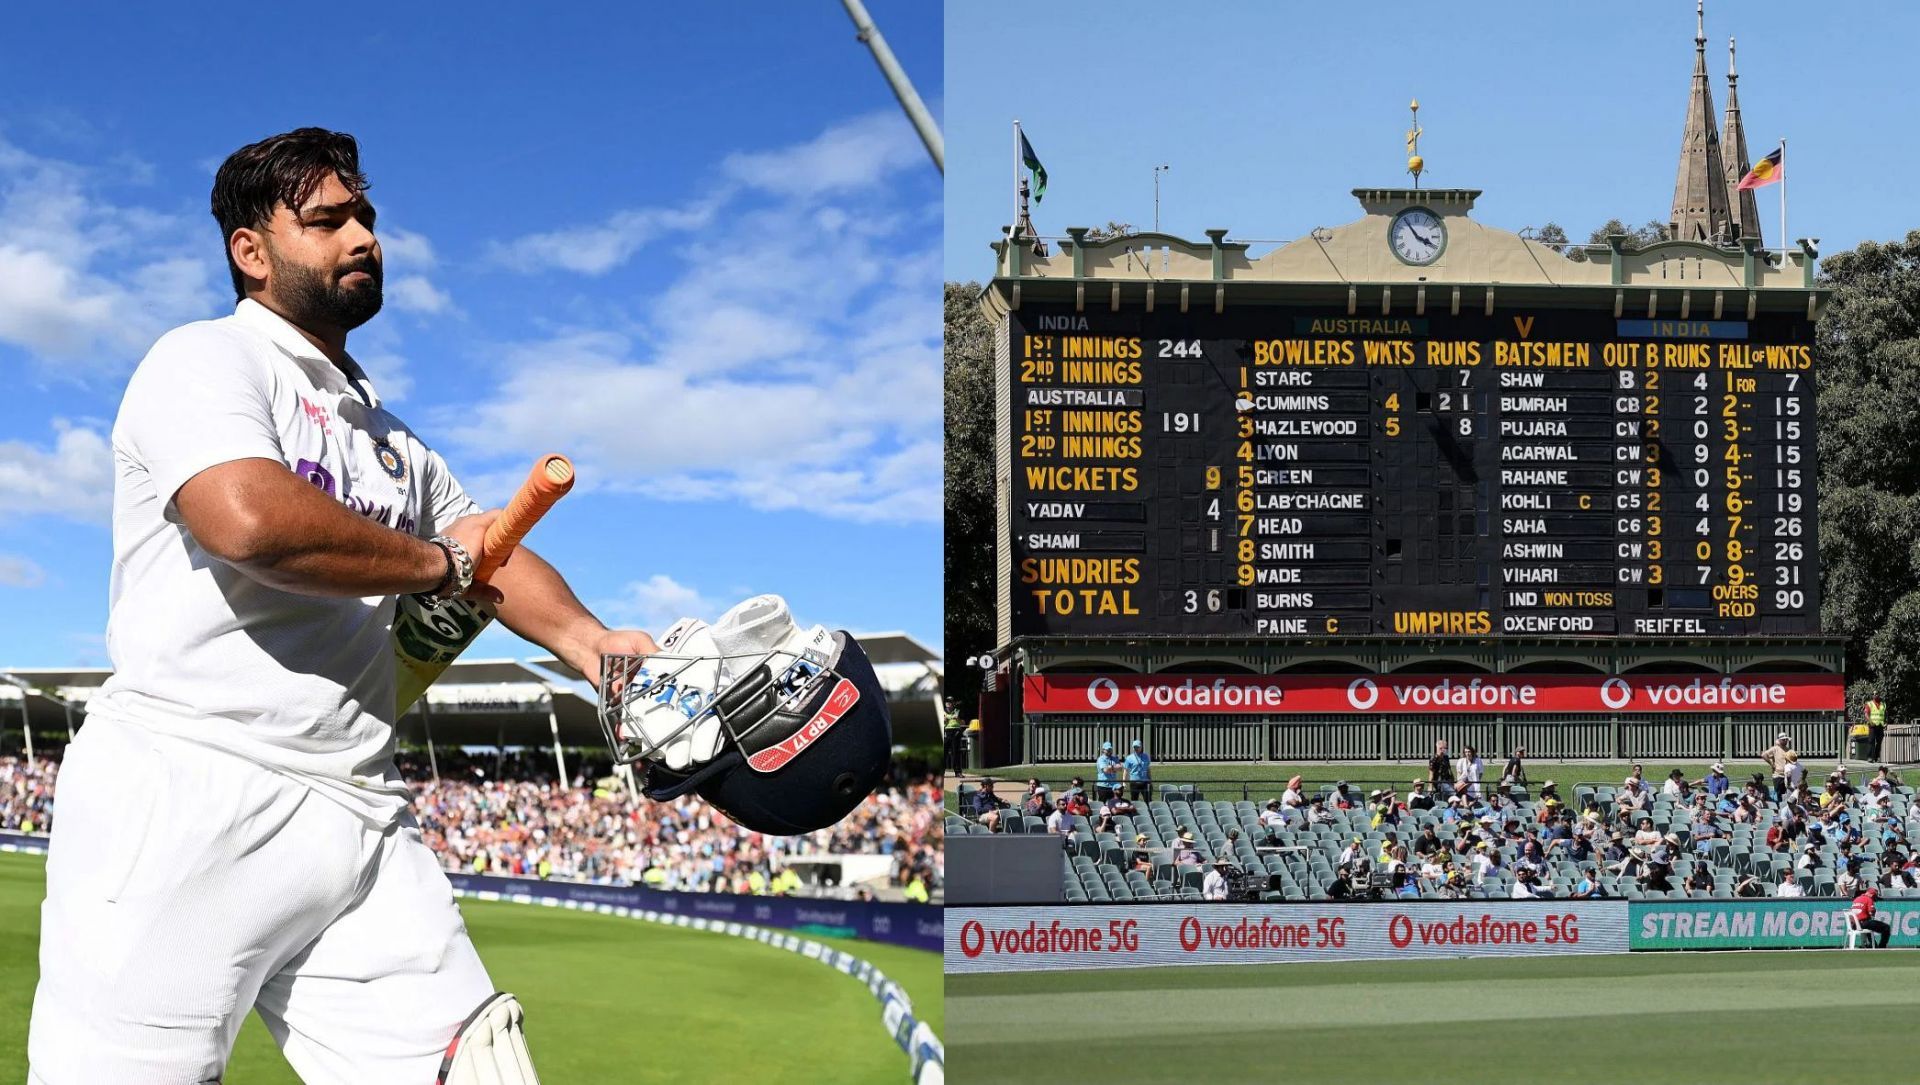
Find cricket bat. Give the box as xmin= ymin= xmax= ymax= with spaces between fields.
xmin=392 ymin=454 xmax=575 ymax=715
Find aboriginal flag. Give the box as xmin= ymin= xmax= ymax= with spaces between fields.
xmin=1020 ymin=130 xmax=1047 ymax=202
xmin=1737 ymin=147 xmax=1783 ymax=190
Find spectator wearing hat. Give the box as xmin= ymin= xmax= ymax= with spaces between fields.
xmin=1407 ymin=780 xmax=1434 ymax=812
xmin=1470 ymin=842 xmax=1500 ymax=886
xmin=1704 ymin=763 xmax=1731 ymax=799
xmin=969 ymin=778 xmax=1010 ymax=830
xmin=1852 ymin=887 xmax=1892 ymax=947
xmin=1130 ymin=834 xmax=1153 ymax=875
xmin=1762 ymin=734 xmax=1795 ymax=802
xmin=1174 ymin=830 xmax=1201 ymax=866
xmin=1569 ymin=866 xmax=1602 ymax=899
xmin=1332 ymin=781 xmax=1357 ymax=810
xmin=1021 ymin=780 xmax=1053 ymax=820
xmin=1095 ymin=742 xmax=1121 ymax=801
xmin=1617 ymin=776 xmax=1650 ymax=816
xmin=1645 ymin=835 xmax=1677 ymax=892
xmin=1123 ymin=740 xmax=1152 ymax=801
xmin=1306 ymin=797 xmax=1334 ymax=826
xmin=1259 ymin=799 xmax=1290 ymax=835
xmin=1661 ymin=769 xmax=1688 ymax=800
xmin=1096 ymin=790 xmax=1136 ymax=834
xmin=1202 ymin=855 xmax=1233 ymax=901
xmin=1338 ymin=837 xmax=1367 ymax=869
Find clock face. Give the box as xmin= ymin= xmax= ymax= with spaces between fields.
xmin=1390 ymin=208 xmax=1446 ymax=265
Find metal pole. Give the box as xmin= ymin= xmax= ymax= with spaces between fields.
xmin=1154 ymin=164 xmax=1169 ymax=232
xmin=21 ymin=694 xmax=32 ymax=761
xmin=546 ymin=690 xmax=568 ymax=786
xmin=839 ymin=0 xmax=942 ymax=173
xmin=421 ymin=699 xmax=440 ymax=782
xmin=1778 ymin=138 xmax=1787 ymax=262
xmin=1013 ymin=119 xmax=1022 ymax=234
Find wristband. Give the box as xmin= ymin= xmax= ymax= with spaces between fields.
xmin=417 ymin=535 xmax=475 ymax=608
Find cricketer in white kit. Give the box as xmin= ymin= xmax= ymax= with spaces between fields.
xmin=26 ymin=128 xmax=656 ymax=1085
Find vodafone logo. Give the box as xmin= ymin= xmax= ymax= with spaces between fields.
xmin=1389 ymin=914 xmax=1414 ymax=948
xmin=959 ymin=920 xmax=985 ymax=958
xmin=745 ymin=678 xmax=860 ymax=772
xmin=1600 ymin=678 xmax=1632 ymax=710
xmin=1347 ymin=678 xmax=1379 ymax=710
xmin=1179 ymin=916 xmax=1201 ymax=952
xmin=1087 ymin=678 xmax=1120 ymax=711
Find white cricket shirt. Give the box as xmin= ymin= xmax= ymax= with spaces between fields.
xmin=93 ymin=299 xmax=480 ymax=825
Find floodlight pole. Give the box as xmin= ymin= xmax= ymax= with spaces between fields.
xmin=839 ymin=0 xmax=943 ymax=173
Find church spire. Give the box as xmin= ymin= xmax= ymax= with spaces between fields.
xmin=1723 ymin=35 xmax=1762 ymax=245
xmin=1669 ymin=0 xmax=1733 ymax=244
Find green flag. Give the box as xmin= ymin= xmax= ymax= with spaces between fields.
xmin=1019 ymin=130 xmax=1047 ymax=203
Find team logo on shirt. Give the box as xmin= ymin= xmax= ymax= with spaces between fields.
xmin=373 ymin=437 xmax=407 ymax=485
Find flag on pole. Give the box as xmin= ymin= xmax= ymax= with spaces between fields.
xmin=1737 ymin=146 xmax=1783 ymax=190
xmin=1019 ymin=130 xmax=1048 ymax=203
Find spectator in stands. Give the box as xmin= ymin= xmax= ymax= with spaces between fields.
xmin=1338 ymin=836 xmax=1367 ymax=869
xmin=1704 ymin=763 xmax=1731 ymax=799
xmin=1332 ymin=781 xmax=1357 ymax=810
xmin=1511 ymin=866 xmax=1548 ymax=899
xmin=970 ymin=778 xmax=1009 ymax=831
xmin=1470 ymin=841 xmax=1500 ymax=885
xmin=1095 ymin=790 xmax=1136 ymax=834
xmin=1633 ymin=817 xmax=1662 ymax=849
xmin=1281 ymin=774 xmax=1306 ymax=808
xmin=1690 ymin=808 xmax=1720 ymax=856
xmin=1662 ymin=769 xmax=1688 ymax=800
xmin=1882 ymin=851 xmax=1918 ymax=890
xmin=1428 ymin=739 xmax=1455 ymax=793
xmin=1852 ymin=887 xmax=1893 ymax=947
xmin=1733 ymin=795 xmax=1759 ymax=824
xmin=1307 ymin=798 xmax=1335 ymax=826
xmin=1734 ymin=872 xmax=1767 ymax=897
xmin=1837 ymin=860 xmax=1862 ymax=899
xmin=1501 ymin=746 xmax=1529 ymax=790
xmin=1795 ymin=840 xmax=1823 ymax=878
xmin=1686 ymin=862 xmax=1714 ymax=897
xmin=1785 ymin=749 xmax=1807 ymax=797
xmin=1021 ymin=780 xmax=1053 ymax=820
xmin=1763 ymin=734 xmax=1794 ymax=801
xmin=1175 ymin=830 xmax=1201 ymax=866
xmin=1046 ymin=796 xmax=1079 ymax=840
xmin=1407 ymin=780 xmax=1434 ymax=811
xmin=1369 ymin=789 xmax=1401 ymax=829
xmin=1124 ymin=740 xmax=1152 ymax=801
xmin=1414 ymin=825 xmax=1445 ymax=859
xmin=1617 ymin=776 xmax=1650 ymax=815
xmin=1094 ymin=743 xmax=1120 ymax=800
xmin=1542 ymin=811 xmax=1575 ymax=856
xmin=1202 ymin=856 xmax=1231 ymax=901
xmin=1387 ymin=845 xmax=1417 ymax=897
xmin=1569 ymin=866 xmax=1602 ymax=899
xmin=1568 ymin=823 xmax=1596 ymax=863
xmin=1259 ymin=800 xmax=1291 ymax=836
xmin=1776 ymin=869 xmax=1805 ymax=897
xmin=1458 ymin=745 xmax=1485 ymax=799
xmin=1131 ymin=835 xmax=1153 ymax=876
xmin=1516 ymin=839 xmax=1547 ymax=876
xmin=1645 ymin=835 xmax=1676 ymax=892
xmin=1061 ymin=787 xmax=1092 ymax=819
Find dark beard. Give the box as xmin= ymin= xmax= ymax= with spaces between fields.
xmin=271 ymin=250 xmax=383 ymax=331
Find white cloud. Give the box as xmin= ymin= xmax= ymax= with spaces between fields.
xmin=0 ymin=137 xmax=222 ymax=373
xmin=0 ymin=555 xmax=46 ymax=588
xmin=378 ymin=227 xmax=437 ymax=269
xmin=388 ymin=274 xmax=454 ymax=316
xmin=0 ymin=421 xmax=114 ymax=524
xmin=356 ymin=350 xmax=415 ymax=404
xmin=486 ymin=200 xmax=721 ymax=276
xmin=599 ymin=574 xmax=720 ymax=632
xmin=721 ymin=111 xmax=926 ymax=199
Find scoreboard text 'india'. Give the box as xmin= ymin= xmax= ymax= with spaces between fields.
xmin=1007 ymin=305 xmax=1818 ymax=639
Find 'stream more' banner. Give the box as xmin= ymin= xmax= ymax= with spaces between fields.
xmin=1024 ymin=673 xmax=1845 ymax=715
xmin=1631 ymin=899 xmax=1920 ymax=949
xmin=945 ymin=902 xmax=1628 ymax=973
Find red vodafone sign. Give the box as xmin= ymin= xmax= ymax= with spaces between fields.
xmin=1025 ymin=673 xmax=1845 ymax=714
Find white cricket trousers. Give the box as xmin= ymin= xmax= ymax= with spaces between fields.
xmin=27 ymin=715 xmax=494 ymax=1084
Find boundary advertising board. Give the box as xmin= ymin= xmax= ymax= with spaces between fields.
xmin=1630 ymin=899 xmax=1920 ymax=949
xmin=945 ymin=902 xmax=1626 ymax=973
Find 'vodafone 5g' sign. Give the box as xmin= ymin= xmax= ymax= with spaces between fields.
xmin=945 ymin=903 xmax=1628 ymax=973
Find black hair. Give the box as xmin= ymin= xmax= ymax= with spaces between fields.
xmin=210 ymin=127 xmax=369 ymax=300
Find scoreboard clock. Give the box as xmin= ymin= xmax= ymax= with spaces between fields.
xmin=1004 ymin=304 xmax=1820 ymax=639
xmin=1388 ymin=207 xmax=1446 ymax=265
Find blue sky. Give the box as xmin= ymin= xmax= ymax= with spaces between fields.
xmin=947 ymin=0 xmax=1915 ymax=278
xmin=0 ymin=2 xmax=941 ymax=667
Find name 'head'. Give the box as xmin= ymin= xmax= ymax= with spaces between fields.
xmin=211 ymin=127 xmax=382 ymax=334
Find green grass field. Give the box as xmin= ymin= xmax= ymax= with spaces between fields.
xmin=0 ymin=851 xmax=938 ymax=1083
xmin=948 ymin=951 xmax=1920 ymax=1085
xmin=949 ymin=759 xmax=1849 ymax=812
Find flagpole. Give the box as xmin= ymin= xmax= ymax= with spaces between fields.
xmin=1778 ymin=138 xmax=1787 ymax=262
xmin=1013 ymin=120 xmax=1022 ymax=236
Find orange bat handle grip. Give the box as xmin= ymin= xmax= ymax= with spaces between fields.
xmin=473 ymin=454 xmax=574 ymax=583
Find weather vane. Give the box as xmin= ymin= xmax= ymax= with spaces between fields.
xmin=1406 ymin=99 xmax=1424 ymax=190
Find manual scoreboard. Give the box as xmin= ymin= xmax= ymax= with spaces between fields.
xmin=1005 ymin=305 xmax=1819 ymax=638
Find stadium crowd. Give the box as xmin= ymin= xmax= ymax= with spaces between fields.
xmin=0 ymin=748 xmax=940 ymax=901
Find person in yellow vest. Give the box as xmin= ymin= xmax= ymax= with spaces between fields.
xmin=1863 ymin=694 xmax=1888 ymax=762
xmin=903 ymin=876 xmax=929 ymax=903
xmin=470 ymin=854 xmax=486 ymax=875
xmin=747 ymin=869 xmax=769 ymax=895
xmin=771 ymin=868 xmax=802 ymax=895
xmin=642 ymin=866 xmax=668 ymax=888
xmin=536 ymin=858 xmax=552 ymax=880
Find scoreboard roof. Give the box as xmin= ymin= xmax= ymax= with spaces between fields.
xmin=983 ymin=187 xmax=1826 ymax=320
